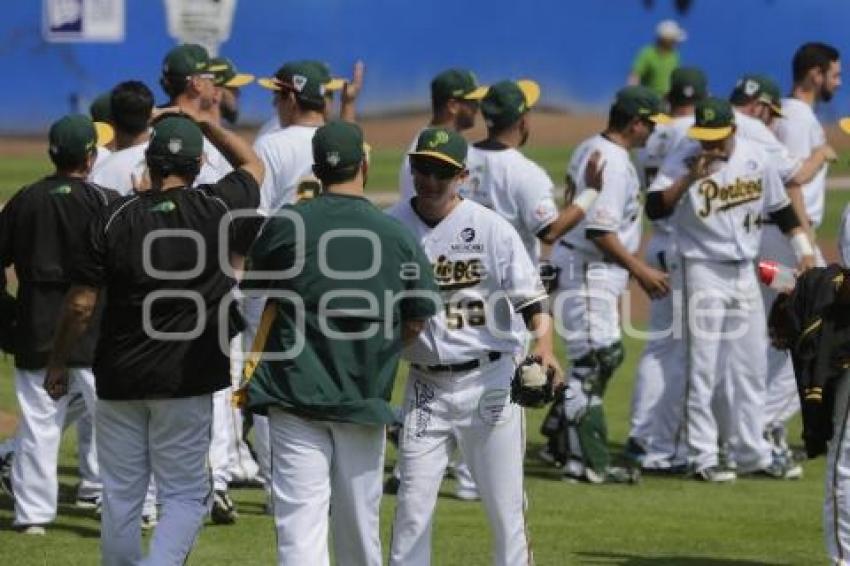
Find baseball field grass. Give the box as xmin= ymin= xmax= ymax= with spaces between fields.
xmin=0 ymin=151 xmax=847 ymax=564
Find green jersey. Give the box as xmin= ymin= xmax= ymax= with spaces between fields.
xmin=632 ymin=45 xmax=680 ymax=96
xmin=242 ymin=193 xmax=438 ymax=425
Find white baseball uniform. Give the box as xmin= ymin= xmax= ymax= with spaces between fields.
xmin=628 ymin=116 xmax=693 ymax=470
xmin=762 ymin=97 xmax=829 ymax=437
xmin=256 ymin=115 xmax=282 ymax=140
xmin=825 ymin=370 xmax=850 ymax=564
xmin=388 ymin=198 xmax=544 ymax=566
xmin=840 ymin=204 xmax=850 ymax=267
xmin=90 ymin=144 xmax=147 ymax=196
xmin=650 ymin=136 xmax=789 ymax=473
xmin=94 ymin=146 xmax=111 ymax=169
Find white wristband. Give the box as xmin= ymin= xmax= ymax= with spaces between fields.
xmin=573 ymin=190 xmax=599 ymax=213
xmin=790 ymin=232 xmax=815 ymax=260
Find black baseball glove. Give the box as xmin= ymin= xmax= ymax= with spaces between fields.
xmin=511 ymin=355 xmax=556 ymax=408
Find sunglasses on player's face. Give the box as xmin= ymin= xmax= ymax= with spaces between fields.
xmin=410 ymin=157 xmax=462 ymax=180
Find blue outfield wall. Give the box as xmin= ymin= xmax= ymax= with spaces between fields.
xmin=0 ymin=0 xmax=848 ymax=133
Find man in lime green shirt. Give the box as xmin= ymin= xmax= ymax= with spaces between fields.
xmin=628 ymin=19 xmax=687 ymax=96
xmin=240 ymin=120 xmax=438 ymax=566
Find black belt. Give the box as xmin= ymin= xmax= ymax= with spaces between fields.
xmin=412 ymin=352 xmax=501 ymax=373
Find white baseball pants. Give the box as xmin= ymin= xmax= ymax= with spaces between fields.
xmin=209 ymin=388 xmax=234 ymax=491
xmin=267 ymin=407 xmax=385 ymax=566
xmin=629 ymin=234 xmax=688 ymax=469
xmin=825 ymin=371 xmax=850 ymax=564
xmin=97 ymin=394 xmax=213 ymax=566
xmin=390 ymin=357 xmax=529 ymax=566
xmin=681 ymin=258 xmax=772 ymax=473
xmin=12 ymin=367 xmax=97 ymax=526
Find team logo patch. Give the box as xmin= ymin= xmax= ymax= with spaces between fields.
xmin=428 ymin=130 xmax=450 ymax=148
xmin=168 ymin=138 xmax=183 ymax=155
xmin=459 ymin=227 xmax=476 ymax=242
xmin=534 ymin=202 xmax=556 ymax=222
xmin=50 ymin=185 xmax=72 ymax=196
xmin=292 ymin=74 xmax=308 ymax=92
xmin=744 ymin=79 xmax=759 ymax=96
xmin=150 ymin=200 xmax=177 ymax=213
xmin=746 ymin=159 xmax=758 ymax=171
xmin=683 ymin=85 xmax=695 ymax=97
xmin=477 ymin=388 xmax=513 ymax=426
xmin=702 ymin=107 xmax=716 ymax=121
xmin=326 ymin=151 xmax=341 ymax=167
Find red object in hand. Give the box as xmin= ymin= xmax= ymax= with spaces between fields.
xmin=758 ymin=260 xmax=796 ymax=292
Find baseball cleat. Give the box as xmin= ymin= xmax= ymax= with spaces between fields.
xmin=16 ymin=524 xmax=46 ymax=536
xmin=75 ymin=496 xmax=100 ymax=510
xmin=0 ymin=453 xmax=13 ymax=498
xmin=537 ymin=446 xmax=560 ymax=467
xmin=695 ymin=466 xmax=737 ymax=483
xmin=211 ymin=490 xmax=238 ymax=524
xmin=454 ymin=487 xmax=481 ymax=501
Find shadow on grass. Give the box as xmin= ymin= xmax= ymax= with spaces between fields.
xmin=576 ymin=552 xmax=788 ymax=565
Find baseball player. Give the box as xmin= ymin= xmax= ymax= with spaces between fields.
xmin=765 ymin=42 xmax=841 ymax=459
xmin=388 ymin=127 xmax=561 ymax=566
xmin=550 ymin=86 xmax=670 ymax=483
xmin=398 ymin=68 xmax=488 ymax=203
xmin=239 ymin=120 xmax=437 ymax=566
xmin=627 ymin=67 xmax=707 ymax=472
xmin=90 ymin=81 xmax=155 ymax=195
xmin=0 ymin=115 xmax=118 ymax=535
xmin=766 ymin=265 xmax=850 ymax=564
xmin=208 ymin=56 xmax=254 ymax=126
xmin=159 ymin=43 xmax=232 ymax=186
xmin=646 ymin=97 xmax=814 ymax=481
xmin=45 ymin=108 xmax=263 ymax=564
xmin=257 ymin=60 xmax=364 ymax=140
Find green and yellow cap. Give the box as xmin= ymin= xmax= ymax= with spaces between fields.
xmin=667 ymin=67 xmax=708 ymax=105
xmin=312 ymin=120 xmax=366 ymax=171
xmin=408 ymin=127 xmax=468 ymax=169
xmin=161 ymin=44 xmax=211 ymax=78
xmin=614 ymin=86 xmax=670 ymax=124
xmin=209 ymin=57 xmax=255 ymax=88
xmin=146 ymin=116 xmax=204 ymax=160
xmin=258 ymin=60 xmax=344 ymax=104
xmin=89 ymin=92 xmax=113 ymax=124
xmin=730 ymin=74 xmax=783 ymax=116
xmin=480 ymin=79 xmax=540 ymax=130
xmin=48 ymin=114 xmax=112 ymax=162
xmin=431 ymin=69 xmax=488 ymax=104
xmin=688 ymin=97 xmax=735 ymax=141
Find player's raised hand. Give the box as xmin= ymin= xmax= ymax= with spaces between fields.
xmin=342 ymin=60 xmax=365 ymax=105
xmin=687 ymin=150 xmax=724 ymax=181
xmin=44 ymin=367 xmax=69 ymax=400
xmin=583 ymin=151 xmax=606 ymax=191
xmin=817 ymin=143 xmax=838 ymax=163
xmin=130 ymin=169 xmax=152 ymax=193
xmin=635 ymin=264 xmax=670 ymax=299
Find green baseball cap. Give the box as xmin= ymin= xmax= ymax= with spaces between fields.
xmin=161 ymin=44 xmax=211 ymax=78
xmin=48 ymin=114 xmax=111 ymax=163
xmin=613 ymin=86 xmax=670 ymax=124
xmin=667 ymin=67 xmax=708 ymax=105
xmin=89 ymin=92 xmax=113 ymax=123
xmin=408 ymin=127 xmax=468 ymax=169
xmin=209 ymin=57 xmax=255 ymax=88
xmin=258 ymin=60 xmax=344 ymax=104
xmin=480 ymin=79 xmax=541 ymax=130
xmin=688 ymin=97 xmax=735 ymax=141
xmin=146 ymin=116 xmax=204 ymax=160
xmin=431 ymin=69 xmax=488 ymax=104
xmin=312 ymin=120 xmax=366 ymax=172
xmin=730 ymin=74 xmax=783 ymax=116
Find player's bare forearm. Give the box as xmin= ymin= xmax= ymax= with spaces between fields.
xmin=527 ymin=311 xmax=563 ymax=380
xmin=785 ymin=184 xmax=813 ymax=237
xmin=47 ymin=285 xmax=99 ymax=371
xmin=196 ymin=118 xmax=265 ymax=186
xmin=791 ymin=146 xmax=832 ymax=186
xmin=538 ymin=206 xmax=586 ymax=245
xmin=589 ymin=231 xmax=643 ymax=274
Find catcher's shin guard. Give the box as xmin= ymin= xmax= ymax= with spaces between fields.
xmin=585 ymin=341 xmax=624 ymax=397
xmin=563 ymin=378 xmax=609 ymax=477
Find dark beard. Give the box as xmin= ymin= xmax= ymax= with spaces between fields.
xmin=221 ymin=104 xmax=239 ymax=125
xmin=820 ymin=86 xmax=834 ymax=103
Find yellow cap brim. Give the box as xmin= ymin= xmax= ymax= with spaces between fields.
xmin=517 ymin=79 xmax=541 ymax=108
xmin=408 ymin=150 xmax=464 ymax=169
xmin=688 ymin=125 xmax=734 ymax=141
xmin=258 ymin=77 xmax=281 ymax=91
xmin=225 ymin=73 xmax=255 ymax=88
xmin=325 ymin=78 xmax=345 ymax=91
xmin=769 ymin=104 xmax=784 ymax=117
xmin=649 ymin=112 xmax=672 ymax=125
xmin=840 ymin=118 xmax=850 ymax=135
xmin=463 ymin=85 xmax=489 ymax=100
xmin=94 ymin=121 xmax=114 ymax=147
